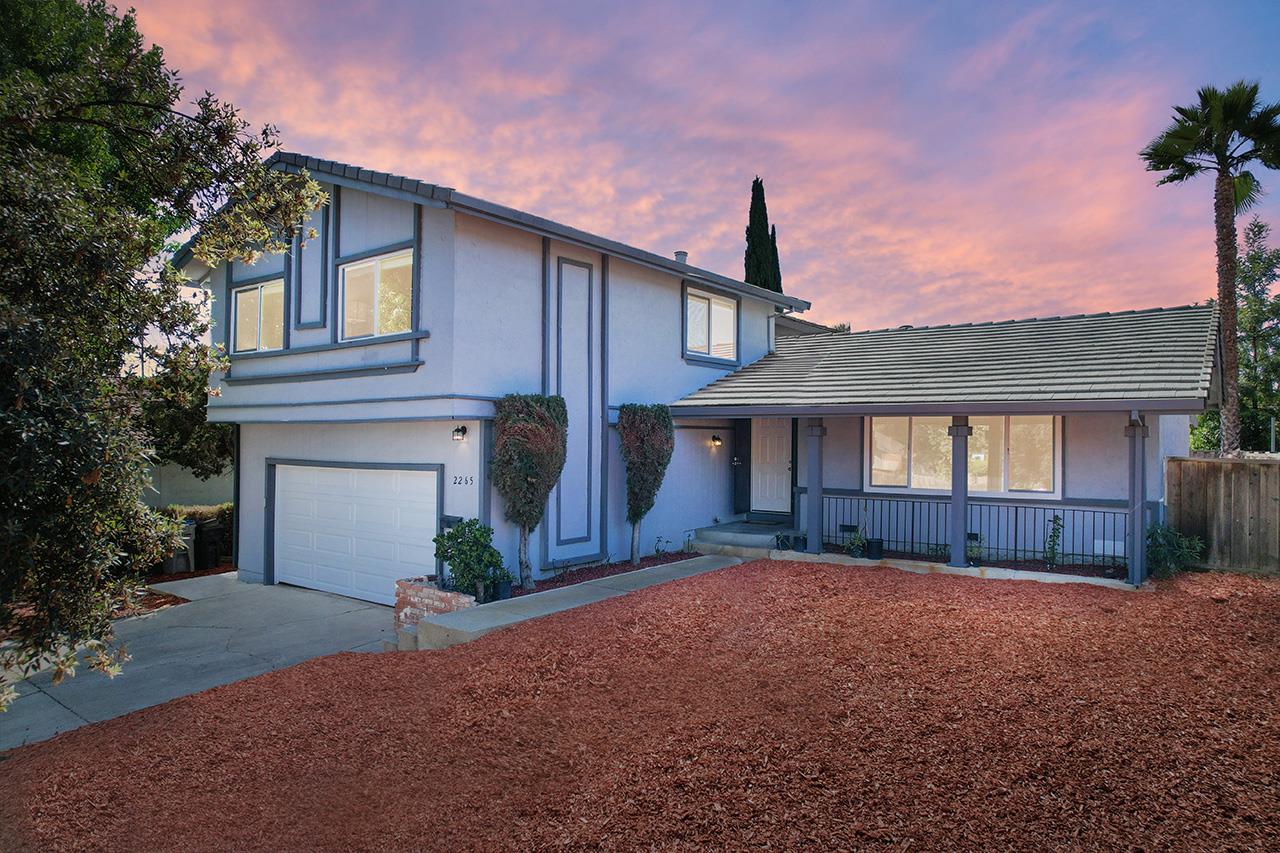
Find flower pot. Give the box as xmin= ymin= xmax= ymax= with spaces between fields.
xmin=495 ymin=579 xmax=513 ymax=600
xmin=865 ymin=538 xmax=884 ymax=560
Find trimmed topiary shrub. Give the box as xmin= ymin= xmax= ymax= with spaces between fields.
xmin=617 ymin=404 xmax=675 ymax=565
xmin=491 ymin=394 xmax=568 ymax=589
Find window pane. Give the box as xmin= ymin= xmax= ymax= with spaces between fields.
xmin=343 ymin=262 xmax=375 ymax=339
xmin=968 ymin=416 xmax=1005 ymax=492
xmin=870 ymin=417 xmax=909 ymax=487
xmin=686 ymin=294 xmax=709 ymax=354
xmin=233 ymin=287 xmax=259 ymax=353
xmin=910 ymin=417 xmax=951 ymax=490
xmin=377 ymin=253 xmax=413 ymax=335
xmin=1009 ymin=415 xmax=1054 ymax=492
xmin=710 ymin=297 xmax=737 ymax=360
xmin=259 ymin=281 xmax=284 ymax=350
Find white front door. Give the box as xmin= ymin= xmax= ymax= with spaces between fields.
xmin=273 ymin=464 xmax=439 ymax=605
xmin=751 ymin=418 xmax=792 ymax=513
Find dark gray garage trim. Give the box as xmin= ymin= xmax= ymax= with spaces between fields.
xmin=263 ymin=458 xmax=446 ymax=587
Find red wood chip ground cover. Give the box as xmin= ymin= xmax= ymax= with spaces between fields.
xmin=1 ymin=560 xmax=1276 ymax=851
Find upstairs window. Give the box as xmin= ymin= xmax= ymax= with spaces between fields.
xmin=685 ymin=287 xmax=737 ymax=363
xmin=340 ymin=250 xmax=413 ymax=341
xmin=231 ymin=279 xmax=284 ymax=353
xmin=866 ymin=415 xmax=1058 ymax=495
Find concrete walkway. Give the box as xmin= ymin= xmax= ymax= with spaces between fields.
xmin=417 ymin=554 xmax=743 ymax=649
xmin=1 ymin=573 xmax=392 ymax=752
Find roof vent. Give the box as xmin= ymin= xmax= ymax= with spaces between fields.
xmin=674 ymin=250 xmax=688 ymax=264
xmin=897 ymin=324 xmax=912 ymax=330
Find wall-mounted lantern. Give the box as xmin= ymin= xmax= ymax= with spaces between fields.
xmin=710 ymin=434 xmax=723 ymax=447
xmin=452 ymin=425 xmax=468 ymax=442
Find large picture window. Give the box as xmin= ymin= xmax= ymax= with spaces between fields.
xmin=685 ymin=287 xmax=737 ymax=362
xmin=866 ymin=415 xmax=1057 ymax=495
xmin=231 ymin=279 xmax=284 ymax=353
xmin=339 ymin=249 xmax=413 ymax=341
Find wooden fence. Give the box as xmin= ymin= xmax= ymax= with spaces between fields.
xmin=1165 ymin=457 xmax=1280 ymax=573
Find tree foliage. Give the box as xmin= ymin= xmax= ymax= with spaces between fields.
xmin=491 ymin=394 xmax=567 ymax=588
xmin=0 ymin=0 xmax=322 ymax=708
xmin=617 ymin=404 xmax=675 ymax=565
xmin=744 ymin=176 xmax=783 ymax=293
xmin=1141 ymin=80 xmax=1280 ymax=454
xmin=1191 ymin=215 xmax=1280 ymax=452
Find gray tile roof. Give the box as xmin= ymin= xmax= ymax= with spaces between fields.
xmin=673 ymin=304 xmax=1220 ymax=414
xmin=173 ymin=152 xmax=809 ymax=311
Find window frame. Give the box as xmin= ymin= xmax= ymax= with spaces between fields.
xmin=338 ymin=248 xmax=415 ymax=342
xmin=682 ymin=284 xmax=739 ymax=366
xmin=230 ymin=278 xmax=285 ymax=354
xmin=863 ymin=414 xmax=1062 ymax=498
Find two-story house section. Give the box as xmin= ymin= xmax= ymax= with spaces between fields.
xmin=174 ymin=153 xmax=810 ymax=604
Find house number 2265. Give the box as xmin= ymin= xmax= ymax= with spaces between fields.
xmin=452 ymin=475 xmax=475 ymax=486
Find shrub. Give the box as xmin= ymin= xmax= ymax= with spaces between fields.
xmin=1043 ymin=514 xmax=1064 ymax=567
xmin=1146 ymin=523 xmax=1204 ymax=579
xmin=491 ymin=394 xmax=568 ymax=589
xmin=433 ymin=518 xmax=504 ymax=598
xmin=617 ymin=404 xmax=675 ymax=565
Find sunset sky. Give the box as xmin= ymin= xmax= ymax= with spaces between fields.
xmin=132 ymin=0 xmax=1280 ymax=329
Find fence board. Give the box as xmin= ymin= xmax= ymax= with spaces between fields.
xmin=1166 ymin=457 xmax=1280 ymax=573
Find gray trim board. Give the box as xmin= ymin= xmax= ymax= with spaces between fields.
xmin=293 ymin=201 xmax=329 ymax=330
xmin=599 ymin=253 xmax=610 ymax=558
xmin=480 ymin=418 xmax=494 ymax=527
xmin=232 ymin=424 xmax=241 ymax=567
xmin=554 ymin=256 xmax=595 ymax=547
xmin=222 ymin=360 xmax=422 ymax=385
xmin=207 ymin=391 xmax=499 ymax=410
xmin=263 ymin=458 xmax=446 ymax=588
xmin=228 ymin=329 xmax=430 ymax=361
xmin=335 ymin=238 xmax=416 ymax=266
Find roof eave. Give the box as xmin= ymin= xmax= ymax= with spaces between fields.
xmin=669 ymin=398 xmax=1212 ymax=417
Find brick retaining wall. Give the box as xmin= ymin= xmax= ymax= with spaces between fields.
xmin=394 ymin=577 xmax=476 ymax=633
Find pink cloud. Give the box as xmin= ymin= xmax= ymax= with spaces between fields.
xmin=130 ymin=0 xmax=1273 ymax=331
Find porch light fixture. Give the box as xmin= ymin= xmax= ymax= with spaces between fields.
xmin=452 ymin=425 xmax=468 ymax=441
xmin=710 ymin=434 xmax=723 ymax=447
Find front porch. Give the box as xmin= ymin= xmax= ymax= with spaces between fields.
xmin=693 ymin=490 xmax=1135 ymax=584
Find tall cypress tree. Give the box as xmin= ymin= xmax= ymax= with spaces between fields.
xmin=769 ymin=224 xmax=783 ymax=292
xmin=744 ymin=176 xmax=782 ymax=292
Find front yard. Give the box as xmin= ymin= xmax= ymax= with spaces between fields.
xmin=1 ymin=560 xmax=1276 ymax=850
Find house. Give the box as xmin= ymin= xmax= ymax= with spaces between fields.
xmin=175 ymin=153 xmax=1220 ymax=604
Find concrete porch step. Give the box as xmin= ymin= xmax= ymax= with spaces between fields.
xmin=693 ymin=520 xmax=799 ymax=550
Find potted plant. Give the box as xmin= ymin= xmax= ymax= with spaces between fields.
xmin=844 ymin=528 xmax=868 ymax=558
xmin=433 ymin=518 xmax=504 ymax=604
xmin=491 ymin=565 xmax=515 ymax=600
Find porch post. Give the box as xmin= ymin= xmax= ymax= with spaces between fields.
xmin=805 ymin=418 xmax=826 ymax=554
xmin=948 ymin=416 xmax=972 ymax=567
xmin=1126 ymin=412 xmax=1149 ymax=585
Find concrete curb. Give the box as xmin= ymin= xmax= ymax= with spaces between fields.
xmin=413 ymin=555 xmax=744 ymax=651
xmin=692 ymin=543 xmax=1138 ymax=591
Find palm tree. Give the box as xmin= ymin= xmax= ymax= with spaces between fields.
xmin=1141 ymin=80 xmax=1280 ymax=454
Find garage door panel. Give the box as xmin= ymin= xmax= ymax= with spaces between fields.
xmin=274 ymin=464 xmax=439 ymax=605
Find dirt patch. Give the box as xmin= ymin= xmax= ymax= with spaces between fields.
xmin=145 ymin=565 xmax=235 ymax=584
xmin=1 ymin=562 xmax=1277 ymax=851
xmin=511 ymin=551 xmax=697 ymax=596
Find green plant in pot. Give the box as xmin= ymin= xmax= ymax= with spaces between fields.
xmin=433 ymin=519 xmax=504 ymax=603
xmin=491 ymin=565 xmax=515 ymax=600
xmin=844 ymin=528 xmax=868 ymax=558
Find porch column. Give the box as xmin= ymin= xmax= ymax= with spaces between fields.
xmin=948 ymin=416 xmax=972 ymax=567
xmin=1126 ymin=412 xmax=1149 ymax=585
xmin=805 ymin=418 xmax=826 ymax=554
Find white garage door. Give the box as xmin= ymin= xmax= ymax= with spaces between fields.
xmin=273 ymin=464 xmax=439 ymax=605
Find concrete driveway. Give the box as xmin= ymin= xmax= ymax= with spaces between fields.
xmin=1 ymin=572 xmax=392 ymax=752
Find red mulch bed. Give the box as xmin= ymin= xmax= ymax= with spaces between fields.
xmin=1 ymin=561 xmax=1277 ymax=851
xmin=510 ymin=551 xmax=698 ymax=596
xmin=109 ymin=589 xmax=187 ymax=620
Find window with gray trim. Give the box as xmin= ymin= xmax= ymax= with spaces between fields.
xmin=685 ymin=287 xmax=736 ymax=361
xmin=339 ymin=249 xmax=413 ymax=340
xmin=231 ymin=279 xmax=285 ymax=353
